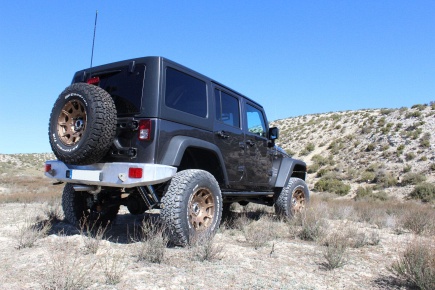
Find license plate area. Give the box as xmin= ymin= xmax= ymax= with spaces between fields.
xmin=66 ymin=169 xmax=102 ymax=182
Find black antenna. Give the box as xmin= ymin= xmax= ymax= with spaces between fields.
xmin=90 ymin=10 xmax=98 ymax=69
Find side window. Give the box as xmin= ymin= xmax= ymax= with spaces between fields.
xmin=215 ymin=89 xmax=240 ymax=128
xmin=246 ymin=104 xmax=266 ymax=137
xmin=165 ymin=67 xmax=207 ymax=118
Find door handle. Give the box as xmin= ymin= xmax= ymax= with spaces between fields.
xmin=216 ymin=130 xmax=230 ymax=139
xmin=246 ymin=140 xmax=255 ymax=147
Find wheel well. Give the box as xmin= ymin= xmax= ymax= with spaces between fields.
xmin=291 ymin=164 xmax=307 ymax=180
xmin=178 ymin=147 xmax=225 ymax=184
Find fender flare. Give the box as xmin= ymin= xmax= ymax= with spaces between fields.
xmin=160 ymin=136 xmax=229 ymax=185
xmin=274 ymin=158 xmax=307 ymax=188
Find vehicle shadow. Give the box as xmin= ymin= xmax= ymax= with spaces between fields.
xmin=46 ymin=211 xmax=161 ymax=244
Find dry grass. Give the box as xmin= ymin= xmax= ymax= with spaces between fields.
xmin=42 ymin=240 xmax=96 ymax=289
xmin=389 ymin=240 xmax=435 ymax=290
xmin=131 ymin=219 xmax=168 ymax=264
xmin=15 ymin=215 xmax=52 ymax=249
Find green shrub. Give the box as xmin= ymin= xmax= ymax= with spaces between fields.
xmin=409 ymin=183 xmax=435 ymax=202
xmin=373 ymin=170 xmax=397 ymax=189
xmin=355 ymin=187 xmax=388 ymax=201
xmin=360 ymin=171 xmax=376 ymax=183
xmin=401 ymin=173 xmax=426 ymax=186
xmin=405 ymin=111 xmax=422 ymax=118
xmin=420 ymin=133 xmax=431 ymax=148
xmin=307 ymin=163 xmax=319 ymax=174
xmin=311 ymin=154 xmax=329 ymax=166
xmin=355 ymin=187 xmax=373 ymax=200
xmin=405 ymin=152 xmax=416 ymax=161
xmin=314 ymin=177 xmax=350 ymax=196
xmin=365 ymin=143 xmax=376 ymax=152
xmin=397 ymin=144 xmax=405 ymax=155
xmin=411 ymin=104 xmax=426 ymax=111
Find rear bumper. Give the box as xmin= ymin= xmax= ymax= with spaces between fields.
xmin=44 ymin=160 xmax=177 ymax=188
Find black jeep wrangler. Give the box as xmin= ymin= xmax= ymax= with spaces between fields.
xmin=45 ymin=56 xmax=308 ymax=245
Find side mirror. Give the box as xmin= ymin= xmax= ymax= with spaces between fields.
xmin=269 ymin=127 xmax=279 ymax=140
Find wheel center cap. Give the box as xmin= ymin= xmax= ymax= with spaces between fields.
xmin=191 ymin=202 xmax=200 ymax=216
xmin=74 ymin=119 xmax=84 ymax=131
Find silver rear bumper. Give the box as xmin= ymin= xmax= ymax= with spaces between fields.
xmin=45 ymin=160 xmax=177 ymax=188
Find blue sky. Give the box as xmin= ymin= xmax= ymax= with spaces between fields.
xmin=1 ymin=1 xmax=434 ymax=154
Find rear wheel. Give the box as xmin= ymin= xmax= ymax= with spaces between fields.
xmin=62 ymin=183 xmax=120 ymax=226
xmin=274 ymin=178 xmax=309 ymax=218
xmin=161 ymin=170 xmax=222 ymax=245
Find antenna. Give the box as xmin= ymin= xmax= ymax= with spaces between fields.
xmin=90 ymin=10 xmax=98 ymax=69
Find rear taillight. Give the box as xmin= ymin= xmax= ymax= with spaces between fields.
xmin=138 ymin=119 xmax=152 ymax=141
xmin=87 ymin=76 xmax=100 ymax=85
xmin=128 ymin=167 xmax=143 ymax=179
xmin=45 ymin=164 xmax=51 ymax=172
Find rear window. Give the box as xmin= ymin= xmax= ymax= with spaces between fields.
xmin=75 ymin=64 xmax=145 ymax=115
xmin=165 ymin=67 xmax=207 ymax=118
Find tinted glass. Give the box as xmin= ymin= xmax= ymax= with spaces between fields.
xmin=215 ymin=89 xmax=240 ymax=128
xmin=165 ymin=68 xmax=207 ymax=118
xmin=76 ymin=64 xmax=145 ymax=115
xmin=246 ymin=104 xmax=266 ymax=137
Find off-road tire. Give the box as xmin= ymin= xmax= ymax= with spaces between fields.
xmin=161 ymin=169 xmax=222 ymax=246
xmin=62 ymin=183 xmax=120 ymax=226
xmin=274 ymin=178 xmax=309 ymax=218
xmin=48 ymin=83 xmax=117 ymax=165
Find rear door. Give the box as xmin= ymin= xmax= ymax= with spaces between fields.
xmin=213 ymin=86 xmax=245 ymax=187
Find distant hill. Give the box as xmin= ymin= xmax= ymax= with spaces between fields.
xmin=271 ymin=103 xmax=435 ymax=199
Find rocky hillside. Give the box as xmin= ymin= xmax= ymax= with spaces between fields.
xmin=271 ymin=103 xmax=435 ymax=199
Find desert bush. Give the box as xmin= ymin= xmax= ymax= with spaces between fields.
xmin=366 ymin=143 xmax=376 ymax=152
xmin=389 ymin=240 xmax=435 ymax=290
xmin=132 ymin=219 xmax=168 ymax=263
xmin=400 ymin=204 xmax=435 ymax=235
xmin=411 ymin=104 xmax=427 ymax=111
xmin=99 ymin=250 xmax=126 ymax=285
xmin=430 ymin=163 xmax=435 ymax=171
xmin=405 ymin=111 xmax=422 ymax=118
xmin=15 ymin=216 xmax=51 ymax=250
xmin=307 ymin=163 xmax=319 ymax=174
xmin=420 ymin=133 xmax=431 ymax=148
xmin=373 ymin=170 xmax=397 ymax=189
xmin=409 ymin=183 xmax=435 ymax=202
xmin=405 ymin=152 xmax=416 ymax=161
xmin=242 ymin=215 xmax=279 ymax=249
xmin=42 ymin=241 xmax=96 ymax=289
xmin=360 ymin=171 xmax=376 ymax=183
xmin=311 ymin=154 xmax=329 ymax=166
xmin=189 ymin=234 xmax=225 ymax=261
xmin=321 ymin=232 xmax=348 ymax=270
xmin=355 ymin=187 xmax=373 ymax=200
xmin=396 ymin=144 xmax=405 ymax=154
xmin=291 ymin=208 xmax=328 ymax=242
xmin=314 ymin=177 xmax=350 ymax=196
xmin=80 ymin=218 xmax=109 ymax=255
xmin=401 ymin=172 xmax=426 ymax=186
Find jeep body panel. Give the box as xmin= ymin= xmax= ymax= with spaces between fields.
xmin=48 ymin=56 xmax=306 ymax=195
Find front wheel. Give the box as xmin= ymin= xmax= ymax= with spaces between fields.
xmin=274 ymin=178 xmax=309 ymax=218
xmin=161 ymin=170 xmax=222 ymax=246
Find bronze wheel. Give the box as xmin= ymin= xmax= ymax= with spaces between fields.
xmin=57 ymin=99 xmax=87 ymax=146
xmin=188 ymin=187 xmax=215 ymax=231
xmin=161 ymin=169 xmax=222 ymax=246
xmin=48 ymin=83 xmax=117 ymax=165
xmin=291 ymin=186 xmax=306 ymax=215
xmin=275 ymin=177 xmax=310 ymax=218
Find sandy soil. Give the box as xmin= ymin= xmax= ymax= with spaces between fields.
xmin=0 ymin=202 xmax=424 ymax=290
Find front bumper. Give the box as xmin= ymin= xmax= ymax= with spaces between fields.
xmin=45 ymin=160 xmax=177 ymax=188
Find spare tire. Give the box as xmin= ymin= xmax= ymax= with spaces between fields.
xmin=48 ymin=83 xmax=117 ymax=165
